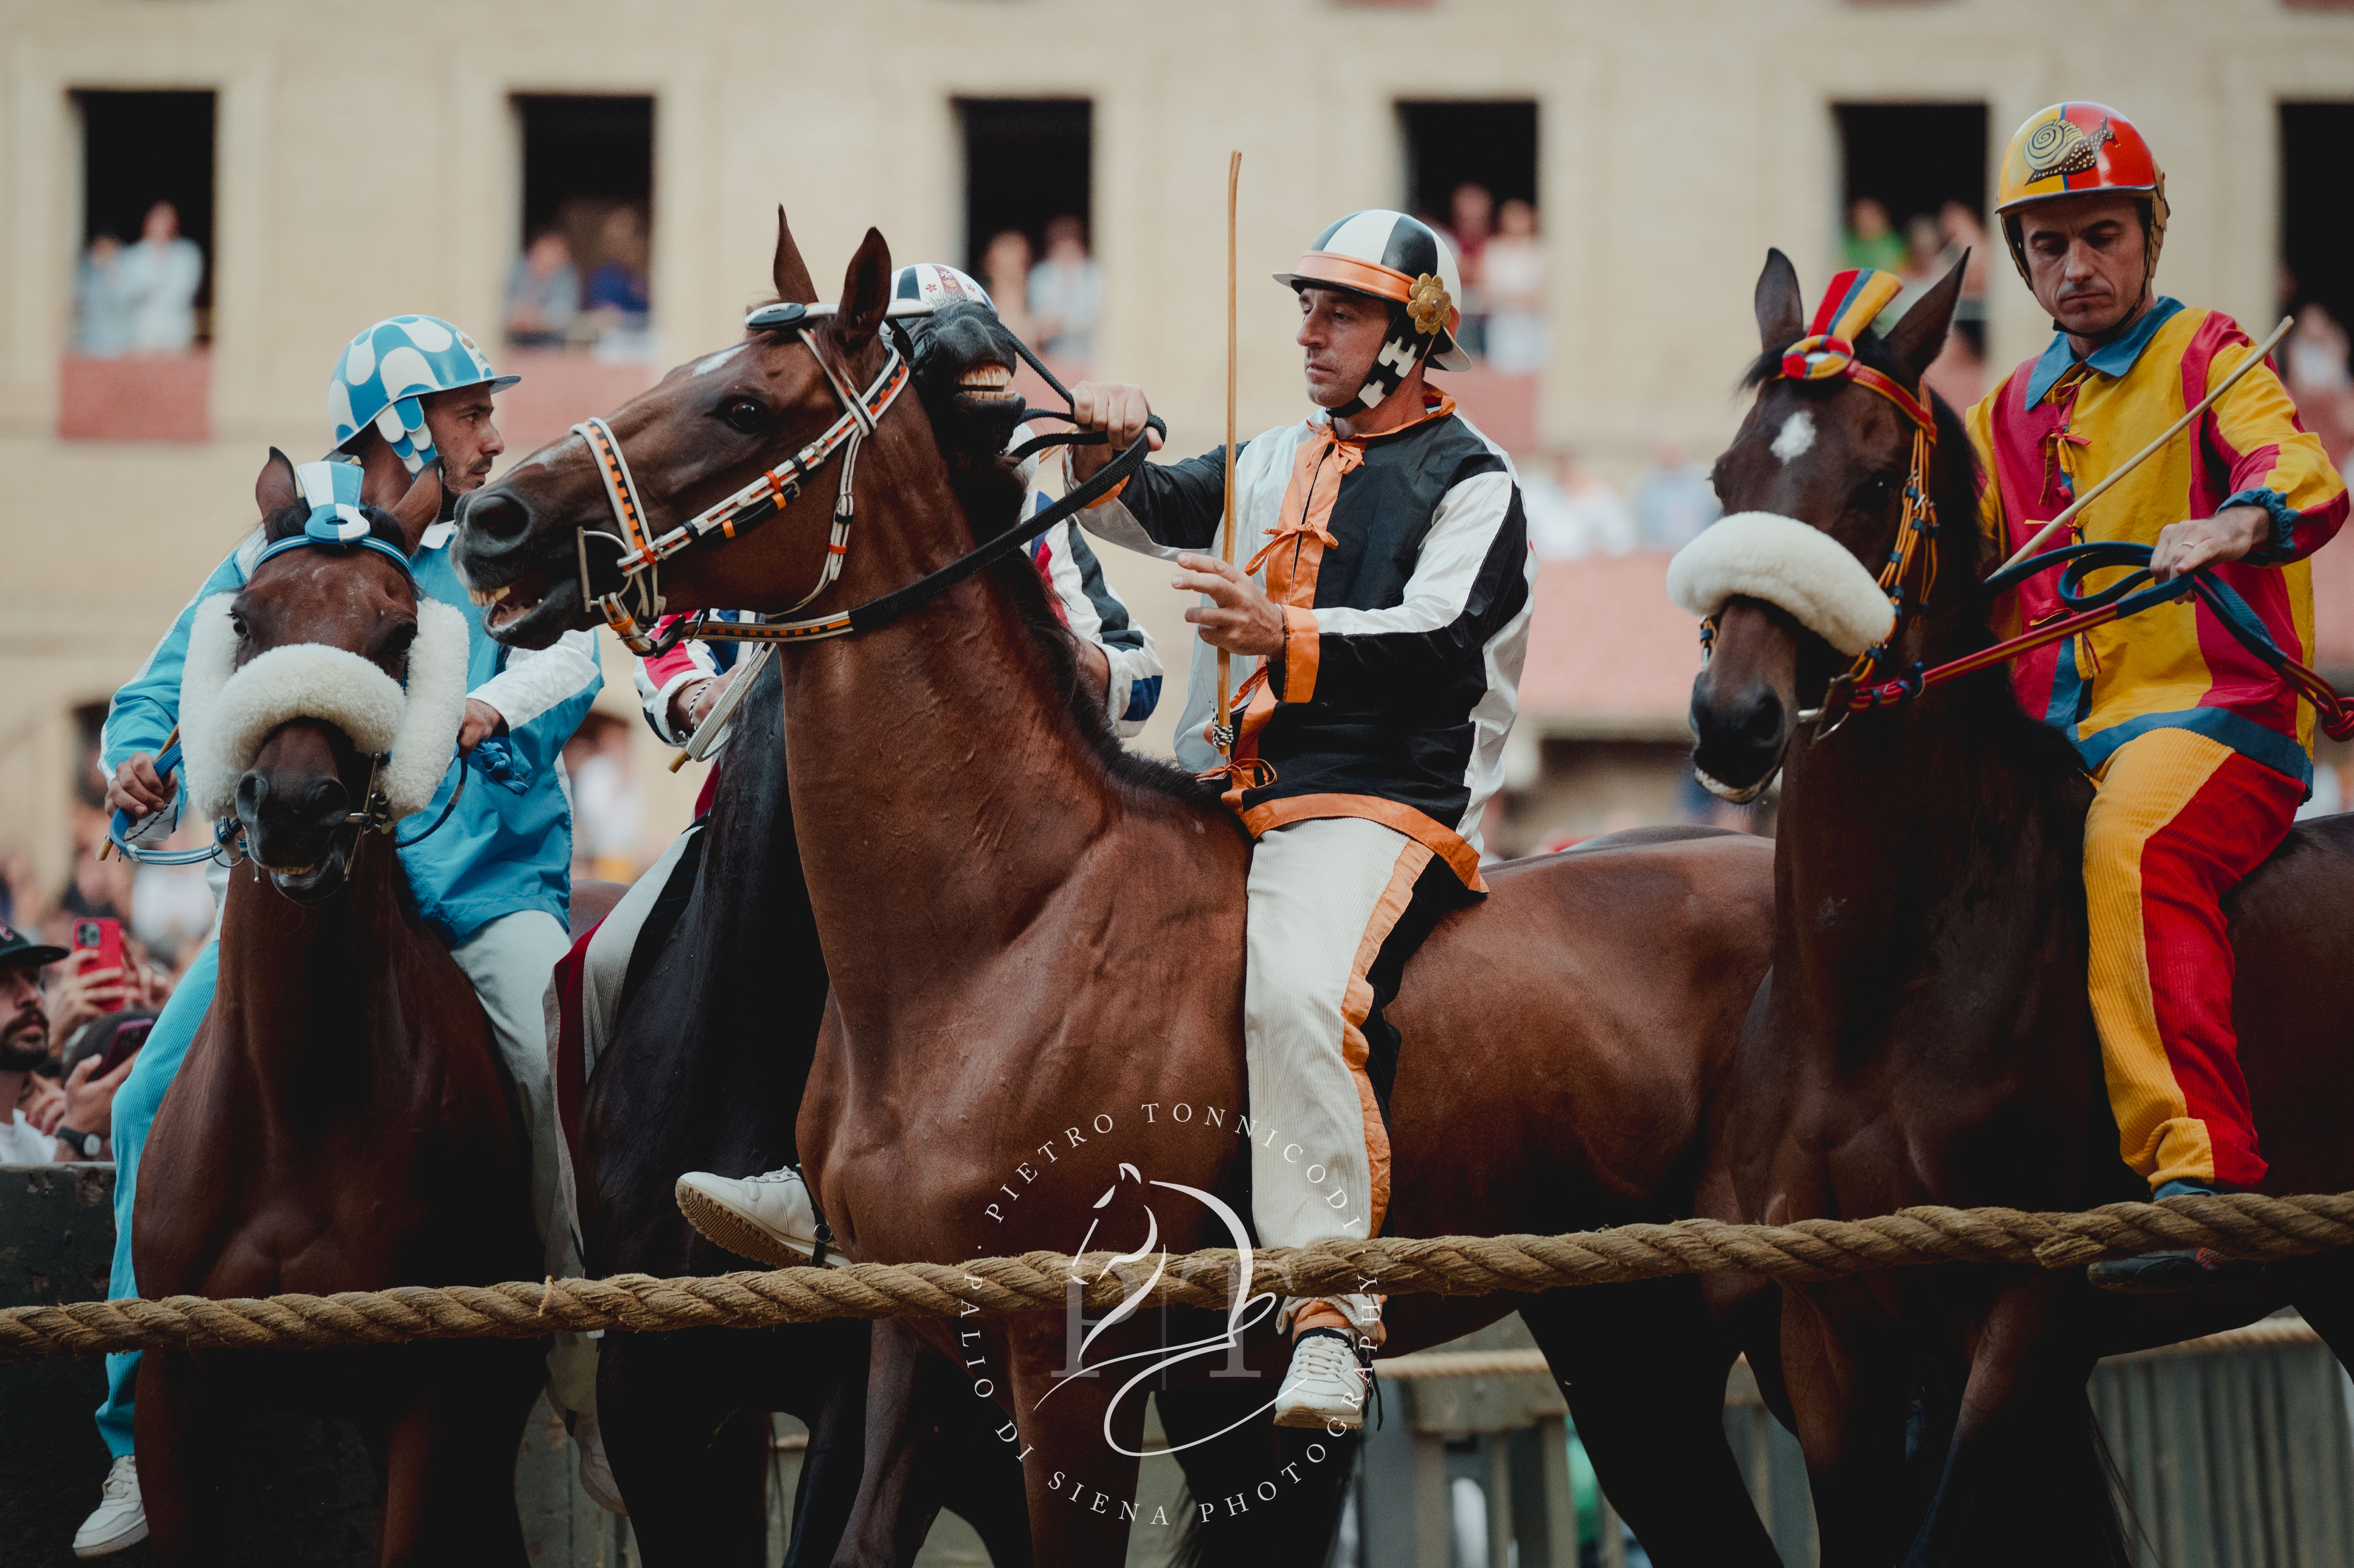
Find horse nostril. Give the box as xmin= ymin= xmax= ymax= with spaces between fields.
xmin=465 ymin=491 xmax=531 ymax=545
xmin=301 ymin=777 xmax=349 ymax=825
xmin=1741 ymin=690 xmax=1785 ymax=743
xmin=236 ymin=773 xmax=269 ymax=822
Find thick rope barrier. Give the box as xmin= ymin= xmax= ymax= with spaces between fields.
xmin=7 ymin=1190 xmax=2352 ymax=1362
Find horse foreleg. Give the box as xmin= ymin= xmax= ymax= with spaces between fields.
xmin=131 ymin=1351 xmax=206 ymax=1565
xmin=1002 ymin=1318 xmax=1146 ymax=1567
xmin=1525 ymin=1279 xmax=1781 ymax=1567
xmin=1900 ymin=1285 xmax=2124 ymax=1568
xmin=373 ymin=1344 xmax=539 ymax=1567
xmin=1158 ymin=1374 xmax=1358 ymax=1565
xmin=597 ymin=1330 xmax=771 ymax=1566
xmin=1777 ymin=1285 xmax=1915 ymax=1568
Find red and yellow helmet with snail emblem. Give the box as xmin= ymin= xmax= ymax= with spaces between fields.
xmin=1995 ymin=101 xmax=2169 ymax=283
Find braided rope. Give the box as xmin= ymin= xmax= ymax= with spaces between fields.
xmin=7 ymin=1190 xmax=2350 ymax=1363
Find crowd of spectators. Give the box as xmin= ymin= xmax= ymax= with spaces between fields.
xmin=1842 ymin=195 xmax=1990 ymax=407
xmin=71 ymin=201 xmax=205 ymax=357
xmin=502 ymin=204 xmax=655 ymax=358
xmin=976 ymin=215 xmax=1104 ymax=373
xmin=1519 ymin=441 xmax=1721 ymax=562
xmin=1417 ymin=182 xmax=1550 ymax=374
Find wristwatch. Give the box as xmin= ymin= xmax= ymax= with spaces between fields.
xmin=56 ymin=1126 xmax=102 ymax=1159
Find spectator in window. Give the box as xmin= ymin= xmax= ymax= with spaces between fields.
xmin=1631 ymin=438 xmax=1721 ymax=552
xmin=584 ymin=206 xmax=652 ymax=335
xmin=1842 ymin=197 xmax=1908 ymax=274
xmin=983 ymin=229 xmax=1038 ymax=344
xmin=504 ymin=229 xmax=580 ymax=348
xmin=2285 ymin=302 xmax=2354 ymax=467
xmin=1480 ymin=198 xmax=1546 ymax=373
xmin=1027 ymin=215 xmax=1103 ymax=367
xmin=1938 ymin=200 xmax=1993 ymax=356
xmin=1523 ymin=450 xmax=1635 ymax=561
xmin=74 ymin=233 xmax=136 ymax=357
xmin=118 ymin=201 xmax=204 ymax=355
xmin=1445 ymin=183 xmax=1496 ymax=358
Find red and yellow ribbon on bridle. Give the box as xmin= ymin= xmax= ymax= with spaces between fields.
xmin=1773 ymin=267 xmax=1942 ymax=728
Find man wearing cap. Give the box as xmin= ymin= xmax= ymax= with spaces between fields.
xmin=0 ymin=923 xmax=73 ymax=1163
xmin=1062 ymin=211 xmax=1534 ymax=1427
xmin=79 ymin=318 xmax=610 ymax=1553
xmin=1966 ymin=104 xmax=2347 ymax=1292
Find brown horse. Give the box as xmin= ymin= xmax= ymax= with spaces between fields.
xmin=1688 ymin=250 xmax=2354 ymax=1565
xmin=134 ymin=453 xmax=548 ymax=1565
xmin=456 ymin=212 xmax=1786 ymax=1566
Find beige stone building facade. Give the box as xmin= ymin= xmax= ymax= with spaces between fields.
xmin=5 ymin=0 xmax=2353 ymax=892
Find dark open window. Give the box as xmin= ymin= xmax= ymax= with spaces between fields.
xmin=1836 ymin=102 xmax=1989 ymax=401
xmin=1397 ymin=100 xmax=1538 ymax=229
xmin=511 ymin=94 xmax=655 ymax=350
xmin=62 ymin=90 xmax=215 ymax=439
xmin=2283 ymin=103 xmax=2354 ymax=377
xmin=960 ymin=98 xmax=1096 ymax=370
xmin=77 ymin=90 xmax=215 ymax=337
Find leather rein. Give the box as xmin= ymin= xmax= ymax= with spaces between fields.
xmin=571 ymin=303 xmax=1161 ymax=659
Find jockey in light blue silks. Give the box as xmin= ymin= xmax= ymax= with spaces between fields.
xmin=76 ymin=318 xmax=609 ymax=1555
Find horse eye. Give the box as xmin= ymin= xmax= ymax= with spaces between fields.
xmin=1855 ymin=474 xmax=1896 ymax=509
xmin=720 ymin=398 xmax=766 ymax=435
xmin=385 ymin=622 xmax=417 ymax=658
xmin=229 ymin=612 xmax=249 ymax=641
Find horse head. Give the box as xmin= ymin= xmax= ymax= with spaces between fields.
xmin=181 ymin=450 xmax=463 ymax=901
xmin=1680 ymin=248 xmax=1973 ymax=798
xmin=456 ymin=209 xmax=1019 ymax=649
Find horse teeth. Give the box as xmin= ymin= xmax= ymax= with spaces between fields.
xmin=467 ymin=585 xmax=511 ymax=608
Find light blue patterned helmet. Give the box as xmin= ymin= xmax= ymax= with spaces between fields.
xmin=329 ymin=315 xmax=519 ymax=475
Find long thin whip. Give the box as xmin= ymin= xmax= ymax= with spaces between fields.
xmin=1216 ymin=151 xmax=1240 ymax=754
xmin=1998 ymin=314 xmax=2294 ymax=572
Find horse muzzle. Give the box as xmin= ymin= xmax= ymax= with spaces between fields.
xmin=452 ymin=487 xmax=587 ymax=647
xmin=1689 ymin=658 xmax=1792 ymax=803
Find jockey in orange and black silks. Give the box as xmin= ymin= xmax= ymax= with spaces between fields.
xmin=1966 ymin=102 xmax=2349 ymax=1293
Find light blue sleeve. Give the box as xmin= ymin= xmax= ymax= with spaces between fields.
xmin=100 ymin=542 xmax=253 ymax=777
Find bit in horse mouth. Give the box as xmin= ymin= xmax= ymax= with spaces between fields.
xmin=474 ymin=565 xmax=561 ymax=629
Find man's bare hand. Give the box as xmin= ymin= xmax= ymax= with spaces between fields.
xmin=106 ymin=754 xmax=174 ymax=820
xmin=2150 ymin=505 xmax=2271 ymax=583
xmin=19 ymin=1072 xmax=63 ymax=1136
xmin=47 ymin=952 xmax=131 ymax=1044
xmin=58 ymin=1052 xmax=136 ymax=1155
xmin=457 ymin=698 xmax=507 ymax=754
xmin=670 ymin=668 xmax=740 ymax=738
xmin=1066 ymin=382 xmax=1162 ymax=486
xmin=1174 ymin=553 xmax=1286 ymax=658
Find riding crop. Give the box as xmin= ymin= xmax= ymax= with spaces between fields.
xmin=1214 ymin=149 xmax=1241 ymax=761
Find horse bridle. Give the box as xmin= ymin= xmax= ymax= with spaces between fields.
xmin=1733 ymin=344 xmax=1942 ymax=742
xmin=568 ymin=302 xmax=1161 ymax=659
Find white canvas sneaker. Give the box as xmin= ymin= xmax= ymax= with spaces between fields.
xmin=1273 ymin=1331 xmax=1367 ymax=1430
xmin=73 ymin=1455 xmax=147 ymax=1558
xmin=674 ymin=1165 xmax=843 ymax=1268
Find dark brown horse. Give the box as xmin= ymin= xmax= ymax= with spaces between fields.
xmin=457 ymin=212 xmax=1786 ymax=1566
xmin=1689 ymin=250 xmax=2354 ymax=1565
xmin=134 ymin=454 xmax=547 ymax=1565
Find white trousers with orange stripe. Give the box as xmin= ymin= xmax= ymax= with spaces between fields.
xmin=1246 ymin=815 xmax=1429 ymax=1339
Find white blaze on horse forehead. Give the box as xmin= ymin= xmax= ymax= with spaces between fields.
xmin=693 ymin=344 xmax=748 ymax=377
xmin=1771 ymin=410 xmax=1817 ymax=463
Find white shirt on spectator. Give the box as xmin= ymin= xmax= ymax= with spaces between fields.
xmin=2 ymin=1108 xmax=53 ymax=1164
xmin=119 ymin=235 xmax=204 ymax=353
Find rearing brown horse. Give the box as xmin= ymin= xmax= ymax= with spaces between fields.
xmin=1688 ymin=250 xmax=2354 ymax=1565
xmin=458 ymin=212 xmax=1785 ymax=1566
xmin=135 ymin=453 xmax=548 ymax=1566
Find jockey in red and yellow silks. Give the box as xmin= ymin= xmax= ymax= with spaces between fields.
xmin=1965 ymin=104 xmax=2348 ymax=1291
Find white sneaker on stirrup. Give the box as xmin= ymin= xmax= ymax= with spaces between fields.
xmin=674 ymin=1165 xmax=844 ymax=1269
xmin=73 ymin=1455 xmax=147 ymax=1558
xmin=1274 ymin=1330 xmax=1367 ymax=1430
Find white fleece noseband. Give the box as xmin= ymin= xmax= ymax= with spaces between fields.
xmin=178 ymin=594 xmax=471 ymax=825
xmin=1666 ymin=512 xmax=1895 ymax=658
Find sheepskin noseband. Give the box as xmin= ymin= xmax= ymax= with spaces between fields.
xmin=178 ymin=594 xmax=472 ymax=825
xmin=1665 ymin=512 xmax=1896 ymax=658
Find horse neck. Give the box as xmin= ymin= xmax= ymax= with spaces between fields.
xmin=776 ymin=422 xmax=1188 ymax=1017
xmin=213 ymin=833 xmax=413 ymax=1088
xmin=1769 ymin=478 xmax=2084 ymax=1048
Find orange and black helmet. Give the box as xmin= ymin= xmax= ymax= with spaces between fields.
xmin=1274 ymin=210 xmax=1470 ymax=415
xmin=1995 ymin=101 xmax=2169 ymax=283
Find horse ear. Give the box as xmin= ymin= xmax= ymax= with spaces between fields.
xmin=255 ymin=447 xmax=300 ymax=518
xmin=388 ymin=459 xmax=443 ymax=535
xmin=771 ymin=206 xmax=818 ymax=306
xmin=1882 ymin=251 xmax=1968 ymax=384
xmin=1756 ymin=249 xmax=1805 ymax=354
xmin=835 ymin=227 xmax=894 ymax=350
